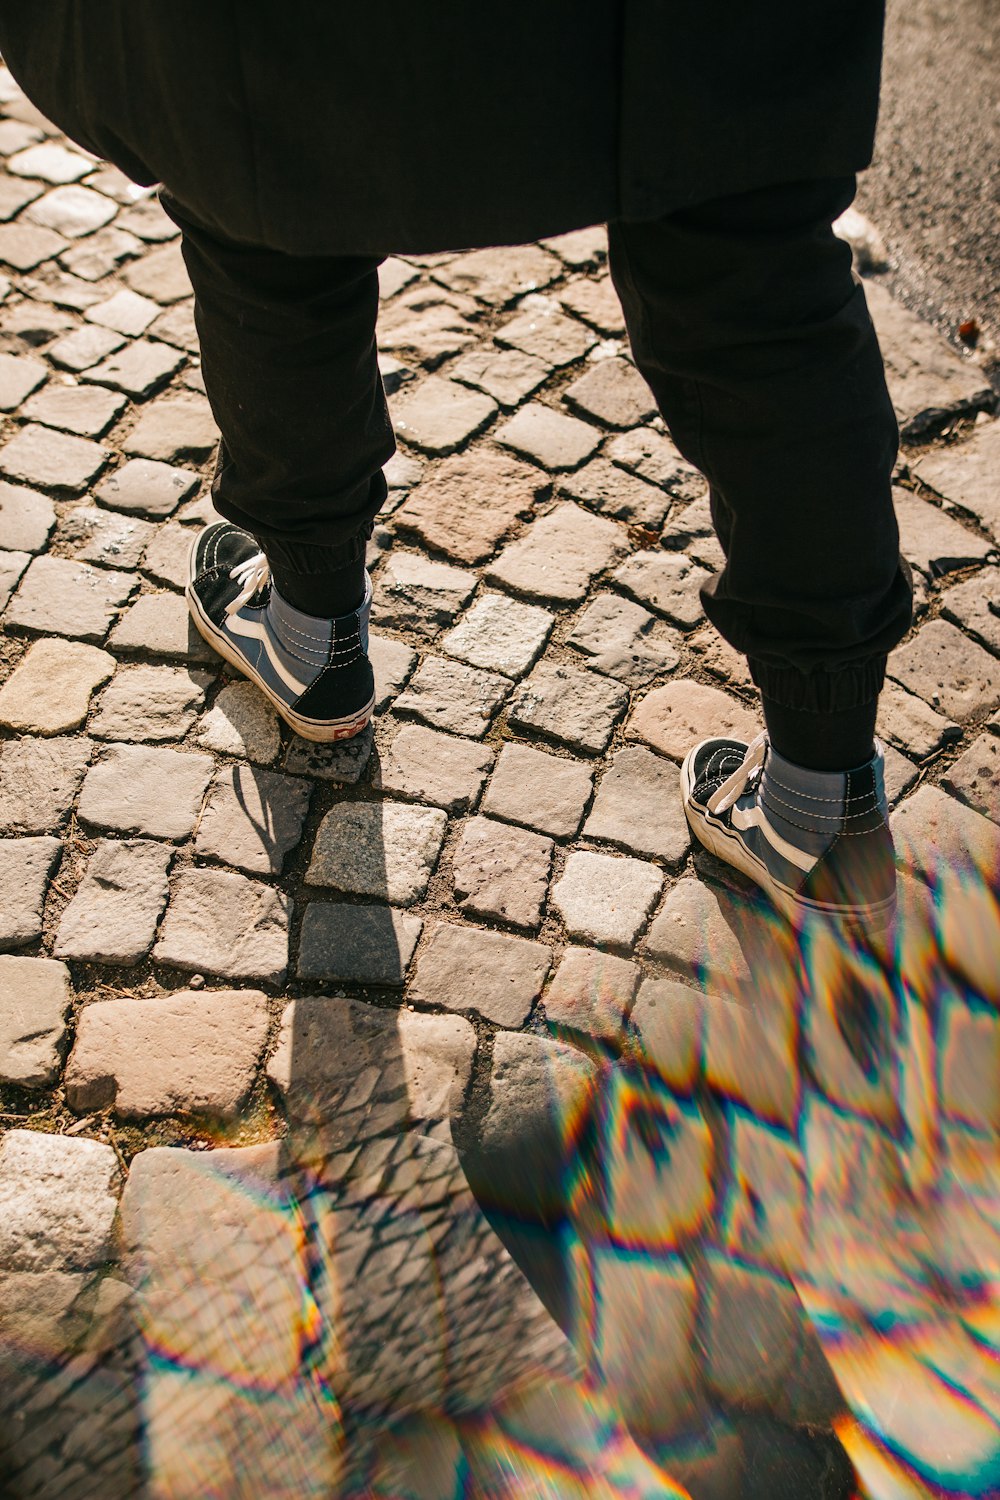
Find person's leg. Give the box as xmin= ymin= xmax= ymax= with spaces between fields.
xmin=608 ymin=179 xmax=911 ymax=928
xmin=165 ymin=198 xmax=395 ymax=740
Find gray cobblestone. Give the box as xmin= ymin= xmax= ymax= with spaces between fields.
xmin=61 ymin=505 xmax=156 ymax=570
xmin=0 ymin=955 xmax=71 ymax=1087
xmin=154 ymin=867 xmax=290 ymax=982
xmin=283 ymin=724 xmax=374 ymax=784
xmin=0 ymin=348 xmax=48 ymax=409
xmin=895 ymin=487 xmax=993 ymax=577
xmin=557 ymin=275 xmax=626 ymax=335
xmin=94 ymin=456 xmax=200 ymax=518
xmin=372 ymin=551 xmax=477 ymax=637
xmin=409 ymin=922 xmax=551 ymax=1027
xmin=77 ymin=742 xmax=213 ymax=839
xmin=441 ymin=591 xmax=554 ymax=677
xmin=193 ymin=680 xmax=281 ymax=763
xmin=485 ymin=502 xmax=626 ymax=604
xmin=452 ymin=816 xmax=553 ymax=930
xmin=89 ymin=663 xmax=210 ymax=741
xmin=496 ymin=301 xmax=598 ymax=367
xmin=140 ymin=518 xmax=195 ymax=589
xmin=66 ymin=988 xmax=269 ymax=1119
xmin=83 ymin=338 xmax=185 ymax=399
xmin=544 ymin=946 xmax=640 ymax=1040
xmin=196 ymin=764 xmax=312 ymax=876
xmin=0 ymin=546 xmax=28 ymax=610
xmin=108 ymin=590 xmax=215 ymax=662
xmin=631 ymin=974 xmax=703 ymax=1090
xmin=6 ymin=554 xmax=133 ymax=641
xmin=0 ymin=222 xmax=68 ymax=270
xmin=373 ymin=723 xmax=494 ymax=812
xmin=122 ymin=241 xmax=192 ymax=304
xmin=559 ymin=457 xmax=671 ymax=529
xmin=84 ymin=287 xmax=159 ymax=337
xmin=551 ymin=849 xmax=663 ymax=948
xmin=584 ymin=746 xmax=691 ymax=864
xmin=8 ymin=142 xmax=92 ymax=184
xmin=368 ymin=632 xmax=418 ymax=712
xmin=54 ymin=838 xmax=172 ymax=963
xmin=46 ymin=322 xmax=124 ymax=373
xmin=566 ymin=592 xmax=681 ymax=686
xmin=495 ymin=401 xmax=601 ymax=471
xmin=0 ymin=735 xmax=92 ymax=833
xmin=877 ymin=678 xmax=961 ymax=759
xmin=394 ymin=655 xmax=510 ymax=737
xmin=940 ymin=565 xmax=1000 ymax=654
xmin=607 ymin=427 xmax=707 ymax=501
xmin=298 ymin=903 xmax=422 ymax=986
xmin=0 ymin=636 xmax=115 ymax=732
xmin=123 ymin=395 xmax=218 ymax=463
xmin=481 ymin=742 xmax=594 ymax=839
xmin=306 ymin=801 xmax=447 ymax=905
xmin=0 ymin=421 xmax=108 ymax=493
xmin=22 ymin=381 xmax=127 ymax=438
xmin=866 ymin=280 xmax=994 ymax=438
xmin=26 ymin=183 xmax=117 ymax=238
xmin=0 ymin=478 xmax=55 ymax=550
xmin=508 ymin=660 xmax=628 ymax=755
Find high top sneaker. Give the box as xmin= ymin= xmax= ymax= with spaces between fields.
xmin=681 ymin=731 xmax=896 ymax=935
xmin=186 ymin=523 xmax=375 ymax=742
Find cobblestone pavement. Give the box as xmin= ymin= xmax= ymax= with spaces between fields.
xmin=0 ymin=65 xmax=999 ymax=1500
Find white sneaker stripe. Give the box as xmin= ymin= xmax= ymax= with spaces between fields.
xmin=730 ymin=802 xmax=818 ymax=873
xmin=227 ymin=613 xmax=311 ymax=696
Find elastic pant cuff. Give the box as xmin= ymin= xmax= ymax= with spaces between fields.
xmin=748 ymin=656 xmax=887 ymax=713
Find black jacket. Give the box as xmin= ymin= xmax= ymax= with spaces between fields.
xmin=0 ymin=1 xmax=885 ymax=254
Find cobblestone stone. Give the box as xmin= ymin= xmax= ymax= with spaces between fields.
xmin=297 ymin=903 xmax=422 ymax=985
xmin=724 ymin=1112 xmax=807 ymax=1273
xmin=433 ymin=245 xmax=561 ymax=305
xmin=441 ymin=591 xmax=553 ymax=677
xmin=866 ymin=281 xmax=994 ymax=439
xmin=614 ymin=549 xmax=712 ymax=629
xmin=22 ymin=380 xmax=126 ymax=438
xmin=497 ymin=400 xmax=606 ymax=475
xmin=629 ymin=680 xmax=760 ymax=761
xmin=373 ymin=723 xmax=494 ymax=812
xmin=559 ymin=457 xmax=671 ymax=529
xmin=409 ymin=922 xmax=551 ymax=1027
xmin=394 ymin=655 xmax=510 ymax=737
xmin=485 ymin=502 xmax=626 ymax=604
xmin=0 ymin=348 xmax=48 ymax=408
xmin=0 ymin=171 xmax=41 ymax=220
xmin=0 ymin=1131 xmax=120 ymax=1273
xmin=0 ymin=546 xmax=28 ymax=609
xmin=941 ymin=733 xmax=1000 ymax=822
xmin=394 ymin=448 xmax=540 ymax=564
xmin=703 ymin=989 xmax=799 ymax=1130
xmin=193 ymin=680 xmax=281 ymax=763
xmin=122 ymin=242 xmax=192 ymax=304
xmin=449 ymin=346 xmax=550 ymax=408
xmin=83 ymin=338 xmax=185 ymax=399
xmin=59 ymin=224 xmax=142 ymax=280
xmin=939 ymin=565 xmax=1000 ymax=655
xmin=46 ymin=322 xmax=124 ymax=372
xmin=0 ymin=479 xmax=54 ymax=550
xmin=895 ymin=487 xmax=994 ymax=577
xmin=803 ymin=929 xmax=897 ymax=1123
xmin=496 ymin=302 xmax=598 ymax=367
xmin=452 ymin=816 xmax=553 ymax=930
xmin=148 ymin=298 xmax=199 ymax=353
xmin=508 ymin=660 xmax=628 ymax=754
xmin=154 ymin=867 xmax=290 ymax=982
xmin=306 ymin=801 xmax=447 ymax=905
xmin=7 ymin=142 xmax=92 ymax=185
xmin=54 ymin=839 xmax=172 ymax=963
xmin=481 ymin=742 xmax=594 ymax=838
xmin=77 ymin=743 xmax=213 ymax=839
xmin=393 ymin=375 xmax=496 ymax=455
xmin=108 ymin=590 xmax=215 ymax=662
xmin=558 ymin=275 xmax=626 ymax=335
xmin=0 ymin=955 xmax=71 ymax=1087
xmin=916 ymin=418 xmax=1000 ymax=542
xmin=0 ymin=735 xmax=91 ymax=834
xmin=584 ymin=746 xmax=691 ymax=864
xmin=889 ymin=619 xmax=1000 ymax=723
xmin=6 ymin=554 xmax=133 ymax=641
xmin=0 ymin=636 xmax=115 ymax=731
xmin=26 ymin=183 xmax=117 ymax=238
xmin=196 ymin=764 xmax=312 ymax=876
xmin=939 ymin=993 xmax=1000 ymax=1132
xmin=377 ymin=282 xmax=479 ymax=366
xmin=84 ymin=286 xmax=159 ymax=337
xmin=66 ymin=988 xmax=269 ymax=1119
xmin=123 ymin=395 xmax=218 ymax=463
xmin=563 ymin=358 xmax=656 ymax=429
xmin=89 ymin=664 xmax=210 ymax=742
xmin=551 ymin=850 xmax=663 ymax=948
xmin=544 ymin=946 xmax=640 ymax=1040
xmin=702 ymin=1253 xmax=803 ymax=1408
xmin=0 ymin=222 xmax=68 ymax=270
xmin=371 ymin=551 xmax=477 ymax=637
xmin=566 ymin=592 xmax=681 ymax=686
xmin=877 ymin=679 xmax=961 ymax=759
xmin=94 ymin=456 xmax=200 ymax=518
xmin=631 ymin=975 xmax=703 ymax=1091
xmin=645 ymin=877 xmax=753 ymax=991
xmin=0 ymin=421 xmax=108 ymax=493
xmin=283 ymin=724 xmax=374 ymax=784
xmin=368 ymin=632 xmax=418 ymax=712
xmin=61 ymin=505 xmax=156 ymax=571
xmin=140 ymin=518 xmax=195 ymax=589
xmin=892 ymin=782 xmax=1000 ymax=891
xmin=605 ymin=428 xmax=702 ymax=498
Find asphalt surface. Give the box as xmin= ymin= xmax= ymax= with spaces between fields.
xmin=858 ymin=0 xmax=1000 ymax=380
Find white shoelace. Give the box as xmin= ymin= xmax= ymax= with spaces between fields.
xmin=226 ymin=552 xmax=270 ymax=617
xmin=706 ymin=731 xmax=768 ymax=816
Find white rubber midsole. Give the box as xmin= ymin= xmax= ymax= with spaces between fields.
xmin=185 ymin=582 xmax=374 ymax=744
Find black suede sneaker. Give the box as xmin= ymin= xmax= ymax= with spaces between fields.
xmin=681 ymin=732 xmax=897 ymax=935
xmin=186 ymin=523 xmax=375 ymax=742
